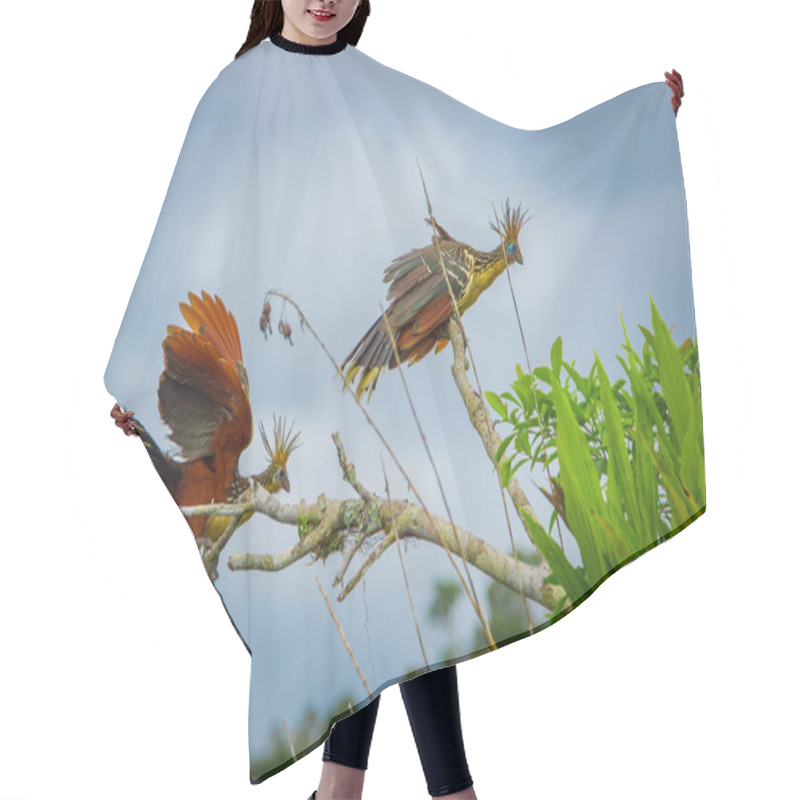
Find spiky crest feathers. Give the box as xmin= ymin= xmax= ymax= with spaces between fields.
xmin=259 ymin=413 xmax=301 ymax=469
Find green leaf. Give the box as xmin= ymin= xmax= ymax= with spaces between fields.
xmin=521 ymin=508 xmax=590 ymax=603
xmin=516 ymin=382 xmax=535 ymax=416
xmin=650 ymin=429 xmax=693 ymax=521
xmin=628 ymin=358 xmax=680 ymax=470
xmin=495 ymin=434 xmax=515 ymax=465
xmin=591 ymin=511 xmax=631 ymax=570
xmin=550 ymin=336 xmax=563 ymax=376
xmin=485 ymin=390 xmax=508 ymax=421
xmin=563 ymin=361 xmax=590 ymax=400
xmin=595 ymin=351 xmax=642 ymax=534
xmin=498 ymin=457 xmax=512 ymax=488
xmin=680 ymin=393 xmax=705 ymax=508
xmin=515 ymin=425 xmax=532 ymax=457
xmin=637 ymin=323 xmax=656 ymax=356
xmin=650 ymin=295 xmax=693 ymax=446
xmin=550 ymin=370 xmax=607 ymax=582
xmin=632 ymin=414 xmax=659 ymax=545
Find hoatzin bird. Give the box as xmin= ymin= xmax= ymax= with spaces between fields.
xmin=340 ymin=198 xmax=531 ymax=402
xmin=132 ymin=290 xmax=301 ymax=563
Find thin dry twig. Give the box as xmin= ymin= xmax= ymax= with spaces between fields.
xmin=317 ymin=574 xmax=375 ymax=701
xmin=490 ymin=200 xmax=565 ymax=552
xmin=380 ymin=452 xmax=429 ymax=668
xmin=416 ymin=163 xmax=534 ymax=633
xmin=377 ymin=291 xmax=495 ymax=649
xmin=260 ymin=288 xmax=495 ymax=646
xmin=281 ymin=717 xmax=296 ymax=761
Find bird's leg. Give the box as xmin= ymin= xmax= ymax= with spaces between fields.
xmin=196 ymin=536 xmax=219 ymax=581
xmin=205 ymin=560 xmax=219 ymax=583
xmin=197 ymin=536 xmax=214 ymax=555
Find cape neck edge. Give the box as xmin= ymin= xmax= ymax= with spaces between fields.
xmin=269 ymin=31 xmax=348 ymax=56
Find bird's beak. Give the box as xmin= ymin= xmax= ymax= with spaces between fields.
xmin=282 ymin=475 xmax=291 ymax=493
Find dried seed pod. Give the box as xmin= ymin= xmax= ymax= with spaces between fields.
xmin=278 ymin=318 xmax=294 ymax=345
xmin=260 ymin=300 xmax=272 ymax=337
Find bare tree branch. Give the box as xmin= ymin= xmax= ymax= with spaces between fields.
xmin=445 ymin=316 xmax=563 ymax=610
xmin=262 ymin=287 xmax=495 ymax=646
xmin=179 ymin=450 xmax=562 ymax=610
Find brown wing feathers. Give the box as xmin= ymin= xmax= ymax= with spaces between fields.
xmin=158 ymin=291 xmax=252 ymax=463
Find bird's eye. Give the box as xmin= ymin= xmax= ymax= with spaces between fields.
xmin=507 ymin=242 xmax=516 ymax=254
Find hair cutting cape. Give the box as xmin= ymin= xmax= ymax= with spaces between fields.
xmin=104 ymin=32 xmax=706 ymax=784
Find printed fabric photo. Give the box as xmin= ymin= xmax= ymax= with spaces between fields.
xmin=104 ymin=31 xmax=705 ymax=784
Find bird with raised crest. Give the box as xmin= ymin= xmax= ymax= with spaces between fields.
xmin=340 ymin=198 xmax=531 ymax=402
xmin=131 ymin=290 xmax=301 ymax=570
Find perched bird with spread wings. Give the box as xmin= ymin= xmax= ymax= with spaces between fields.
xmin=340 ymin=198 xmax=531 ymax=402
xmin=132 ymin=290 xmax=300 ymax=562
